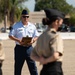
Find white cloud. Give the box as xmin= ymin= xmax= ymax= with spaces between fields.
xmin=66 ymin=0 xmax=75 ymax=7
xmin=23 ymin=0 xmax=35 ymax=11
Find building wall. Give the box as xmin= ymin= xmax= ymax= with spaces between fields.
xmin=29 ymin=11 xmax=45 ymax=24
xmin=29 ymin=11 xmax=70 ymax=25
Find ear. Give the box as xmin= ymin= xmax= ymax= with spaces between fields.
xmin=54 ymin=20 xmax=59 ymax=25
xmin=56 ymin=20 xmax=59 ymax=24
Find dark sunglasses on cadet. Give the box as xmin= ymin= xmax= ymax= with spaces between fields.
xmin=22 ymin=16 xmax=29 ymax=18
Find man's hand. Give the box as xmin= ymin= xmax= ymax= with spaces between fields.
xmin=27 ymin=39 xmax=34 ymax=45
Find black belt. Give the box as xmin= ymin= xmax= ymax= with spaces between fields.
xmin=16 ymin=44 xmax=32 ymax=48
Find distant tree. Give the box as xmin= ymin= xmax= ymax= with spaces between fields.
xmin=0 ymin=0 xmax=28 ymax=25
xmin=69 ymin=14 xmax=75 ymax=25
xmin=34 ymin=0 xmax=75 ymax=14
xmin=7 ymin=0 xmax=28 ymax=25
xmin=0 ymin=0 xmax=4 ymax=22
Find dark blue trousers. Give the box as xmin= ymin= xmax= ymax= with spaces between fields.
xmin=14 ymin=45 xmax=38 ymax=75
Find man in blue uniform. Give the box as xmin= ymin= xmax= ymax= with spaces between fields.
xmin=9 ymin=9 xmax=39 ymax=75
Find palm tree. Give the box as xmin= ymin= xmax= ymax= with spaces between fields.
xmin=8 ymin=0 xmax=28 ymax=25
xmin=0 ymin=0 xmax=28 ymax=32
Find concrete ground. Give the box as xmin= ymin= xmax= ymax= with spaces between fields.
xmin=2 ymin=39 xmax=75 ymax=75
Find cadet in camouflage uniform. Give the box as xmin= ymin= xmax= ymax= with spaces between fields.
xmin=30 ymin=8 xmax=65 ymax=75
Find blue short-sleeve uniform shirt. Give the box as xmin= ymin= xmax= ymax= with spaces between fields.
xmin=9 ymin=21 xmax=39 ymax=44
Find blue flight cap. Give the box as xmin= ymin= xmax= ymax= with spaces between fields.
xmin=21 ymin=9 xmax=29 ymax=15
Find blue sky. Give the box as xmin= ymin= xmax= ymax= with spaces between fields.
xmin=66 ymin=0 xmax=75 ymax=6
xmin=23 ymin=0 xmax=35 ymax=11
xmin=23 ymin=0 xmax=75 ymax=11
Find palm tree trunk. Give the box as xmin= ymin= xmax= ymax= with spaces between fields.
xmin=10 ymin=7 xmax=15 ymax=26
xmin=4 ymin=0 xmax=8 ymax=32
xmin=4 ymin=14 xmax=7 ymax=32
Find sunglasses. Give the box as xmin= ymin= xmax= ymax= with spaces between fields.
xmin=22 ymin=16 xmax=29 ymax=18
